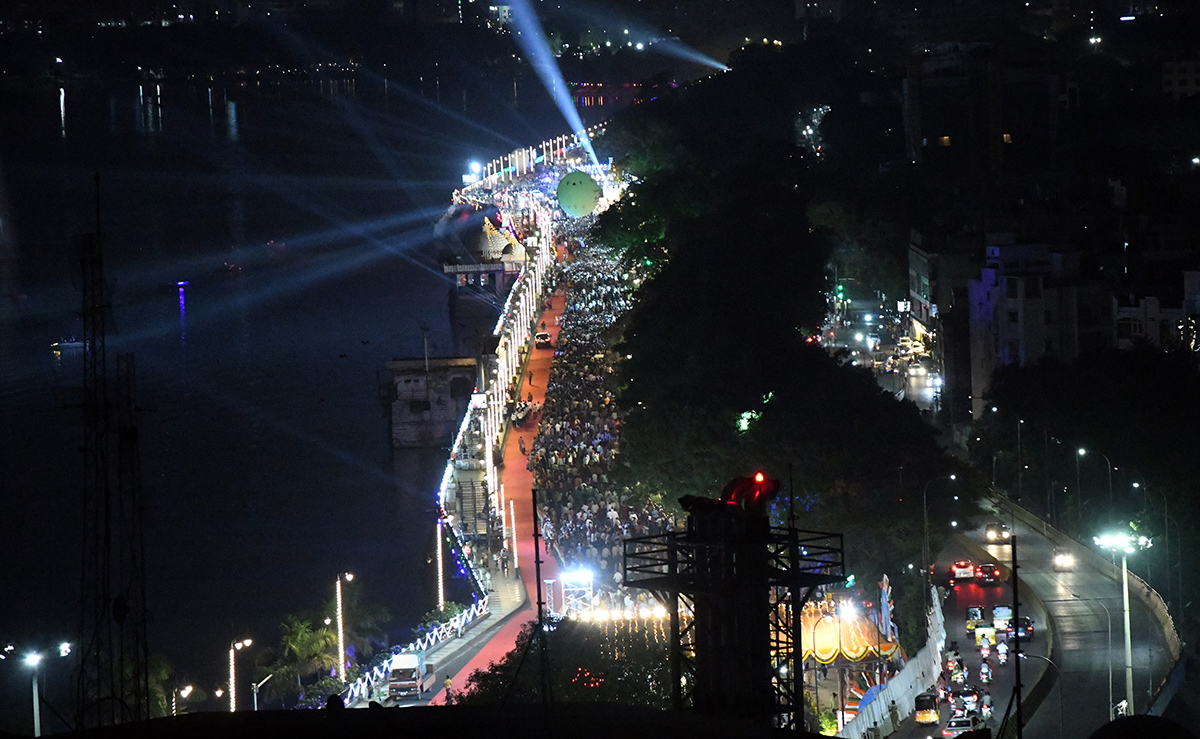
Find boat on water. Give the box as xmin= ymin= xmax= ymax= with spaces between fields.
xmin=51 ymin=337 xmax=84 ymax=350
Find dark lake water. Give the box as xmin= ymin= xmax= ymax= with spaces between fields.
xmin=0 ymin=73 xmax=588 ymax=727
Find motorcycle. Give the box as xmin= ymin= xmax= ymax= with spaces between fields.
xmin=980 ymin=660 xmax=992 ymax=684
xmin=980 ymin=642 xmax=991 ymax=660
xmin=997 ymin=646 xmax=1009 ymax=665
xmin=952 ymin=662 xmax=967 ymax=684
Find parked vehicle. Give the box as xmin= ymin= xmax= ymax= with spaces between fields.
xmin=388 ymin=650 xmax=434 ymax=700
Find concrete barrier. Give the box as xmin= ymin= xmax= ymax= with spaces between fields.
xmin=984 ymin=490 xmax=1182 ymax=663
xmin=838 ymin=586 xmax=945 ymax=738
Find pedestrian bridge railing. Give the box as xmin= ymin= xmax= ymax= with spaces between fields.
xmin=343 ymin=596 xmax=490 ymax=706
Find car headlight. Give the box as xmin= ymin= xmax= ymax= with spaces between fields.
xmin=1003 ymin=531 xmax=1011 ymax=539
xmin=1054 ymin=552 xmax=1074 ymax=567
xmin=987 ymin=531 xmax=996 ymax=540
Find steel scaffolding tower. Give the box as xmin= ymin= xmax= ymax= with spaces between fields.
xmin=623 ymin=475 xmax=844 ymax=730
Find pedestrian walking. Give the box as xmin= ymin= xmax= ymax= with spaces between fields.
xmin=443 ymin=675 xmax=454 ymax=704
xmin=501 ymin=549 xmax=509 ymax=575
xmin=541 ymin=321 xmax=547 ymax=331
xmin=518 ymin=436 xmax=526 ymax=455
xmin=528 ymin=370 xmax=534 ymax=386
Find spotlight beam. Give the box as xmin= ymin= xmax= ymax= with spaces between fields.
xmin=509 ymin=0 xmax=600 ymax=168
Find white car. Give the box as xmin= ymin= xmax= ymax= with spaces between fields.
xmin=1052 ymin=548 xmax=1075 ymax=571
xmin=942 ymin=713 xmax=986 ymax=737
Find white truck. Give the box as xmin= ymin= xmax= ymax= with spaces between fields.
xmin=388 ymin=650 xmax=434 ymax=701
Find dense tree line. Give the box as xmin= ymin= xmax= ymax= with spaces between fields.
xmin=589 ymin=47 xmax=966 ymax=650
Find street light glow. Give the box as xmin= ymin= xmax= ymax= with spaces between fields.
xmin=1093 ymin=532 xmax=1151 ymax=554
xmin=24 ymin=653 xmax=42 ymax=667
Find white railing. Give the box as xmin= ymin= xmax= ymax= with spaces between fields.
xmin=837 ymin=587 xmax=945 ymax=738
xmin=343 ymin=596 xmax=491 ymax=705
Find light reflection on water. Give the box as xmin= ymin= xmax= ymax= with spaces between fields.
xmin=0 ymin=76 xmax=532 ymax=694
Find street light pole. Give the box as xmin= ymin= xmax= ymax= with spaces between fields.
xmin=229 ymin=638 xmax=252 ymax=712
xmin=336 ymin=572 xmax=354 ymax=682
xmin=24 ymin=654 xmax=41 ymax=737
xmin=252 ymin=674 xmax=273 ymax=711
xmin=172 ymin=684 xmax=193 ymax=717
xmin=1094 ymin=532 xmax=1151 ymax=715
xmin=1120 ymin=551 xmax=1134 ymax=714
xmin=1073 ymin=594 xmax=1113 ymax=721
xmin=1078 ymin=448 xmax=1114 ymax=519
xmin=1017 ymin=418 xmax=1024 ymax=500
xmin=922 ymin=474 xmax=956 ymax=610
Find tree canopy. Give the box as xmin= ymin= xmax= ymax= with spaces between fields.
xmin=590 ymin=60 xmax=963 ymax=649
xmin=456 ymin=618 xmax=673 ymax=707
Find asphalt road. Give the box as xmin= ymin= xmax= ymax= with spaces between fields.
xmin=889 ymin=497 xmax=1174 ymax=739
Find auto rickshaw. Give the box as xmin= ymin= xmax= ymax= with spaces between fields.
xmin=965 ymin=605 xmax=986 ymax=634
xmin=975 ymin=625 xmax=997 ymax=647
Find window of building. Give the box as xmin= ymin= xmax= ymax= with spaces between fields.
xmin=1026 ymin=278 xmax=1040 ymax=298
xmin=1006 ymin=277 xmax=1018 ymax=299
xmin=939 ymin=136 xmax=951 ymax=147
xmin=1045 ymin=309 xmax=1053 ymax=323
xmin=1117 ymin=317 xmax=1144 ymax=339
xmin=1008 ymin=310 xmax=1019 ymax=323
xmin=1003 ymin=133 xmax=1013 ymax=144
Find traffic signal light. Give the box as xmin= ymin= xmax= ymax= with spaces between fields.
xmin=836 ymin=282 xmax=845 ymax=299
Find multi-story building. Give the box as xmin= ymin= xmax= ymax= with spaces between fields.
xmin=901 ymin=43 xmax=1067 ymax=176
xmin=1162 ymin=58 xmax=1200 ymax=99
xmin=1113 ymin=271 xmax=1200 ymax=350
xmin=966 ymin=241 xmax=1110 ymax=418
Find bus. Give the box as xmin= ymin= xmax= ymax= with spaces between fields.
xmin=915 ymin=692 xmax=939 ymax=724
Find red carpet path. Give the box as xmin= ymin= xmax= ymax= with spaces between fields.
xmin=429 ymin=288 xmax=566 ymax=703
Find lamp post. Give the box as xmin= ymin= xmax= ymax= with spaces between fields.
xmin=1017 ymin=418 xmax=1024 ymax=500
xmin=252 ymin=674 xmax=273 ymax=711
xmin=1134 ymin=480 xmax=1178 ymax=611
xmin=1072 ymin=594 xmax=1113 ymax=721
xmin=1094 ymin=532 xmax=1152 ymax=715
xmin=25 ymin=653 xmax=41 ymax=737
xmin=172 ymin=684 xmax=193 ymax=717
xmin=336 ymin=572 xmax=354 ymax=682
xmin=1022 ymin=654 xmax=1063 ymax=739
xmin=922 ymin=474 xmax=956 ymax=610
xmin=229 ymin=638 xmax=252 ymax=712
xmin=1078 ymin=448 xmax=1114 ymax=518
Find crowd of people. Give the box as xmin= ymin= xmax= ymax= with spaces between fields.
xmin=523 ymin=215 xmax=675 ymax=614
xmin=453 ymin=160 xmax=671 ymax=614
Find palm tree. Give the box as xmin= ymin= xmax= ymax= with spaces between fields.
xmin=257 ymin=616 xmax=339 ymax=704
xmin=319 ymin=588 xmax=392 ymax=672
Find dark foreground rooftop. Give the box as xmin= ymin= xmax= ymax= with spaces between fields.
xmin=3 ymin=704 xmax=820 ymax=739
